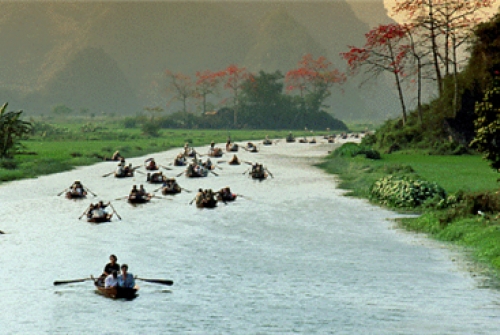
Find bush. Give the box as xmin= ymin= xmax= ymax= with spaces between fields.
xmin=370 ymin=175 xmax=446 ymax=208
xmin=333 ymin=143 xmax=381 ymax=160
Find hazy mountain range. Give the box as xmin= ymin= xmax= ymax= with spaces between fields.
xmin=0 ymin=1 xmax=399 ymax=122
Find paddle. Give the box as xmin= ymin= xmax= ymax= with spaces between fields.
xmin=109 ymin=202 xmax=121 ymax=220
xmin=53 ymin=278 xmax=92 ymax=286
xmin=210 ymin=170 xmax=219 ymax=177
xmin=78 ymin=206 xmax=90 ymax=220
xmin=217 ymin=160 xmax=226 ymax=164
xmin=181 ymin=188 xmax=192 ymax=193
xmin=265 ymin=168 xmax=274 ymax=178
xmin=102 ymin=171 xmax=115 ymax=177
xmin=153 ymin=185 xmax=164 ymax=192
xmin=84 ymin=187 xmax=97 ymax=197
xmin=215 ymin=165 xmax=223 ymax=170
xmin=189 ymin=197 xmax=196 ymax=205
xmin=135 ymin=277 xmax=173 ymax=286
xmin=57 ymin=188 xmax=69 ymax=196
xmin=243 ymin=161 xmax=253 ymax=165
xmin=134 ymin=169 xmax=145 ymax=175
xmin=242 ymin=168 xmax=250 ymax=175
xmin=160 ymin=165 xmax=172 ymax=171
xmin=237 ymin=194 xmax=252 ymax=200
xmin=176 ymin=171 xmax=185 ymax=177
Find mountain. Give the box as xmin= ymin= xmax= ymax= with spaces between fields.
xmin=0 ymin=1 xmax=399 ymax=121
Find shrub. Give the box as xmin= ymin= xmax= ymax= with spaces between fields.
xmin=370 ymin=175 xmax=446 ymax=208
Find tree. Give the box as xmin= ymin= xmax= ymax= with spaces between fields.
xmin=0 ymin=103 xmax=32 ymax=158
xmin=165 ymin=70 xmax=193 ymax=115
xmin=342 ymin=24 xmax=410 ymax=125
xmin=392 ymin=0 xmax=495 ymax=96
xmin=285 ymin=54 xmax=345 ymax=113
xmin=471 ymin=72 xmax=500 ymax=172
xmin=194 ymin=70 xmax=222 ymax=114
xmin=214 ymin=65 xmax=249 ymax=126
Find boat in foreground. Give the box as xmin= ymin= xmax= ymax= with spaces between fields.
xmin=94 ymin=283 xmax=139 ymax=299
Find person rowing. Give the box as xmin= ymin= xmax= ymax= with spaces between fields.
xmin=111 ymin=150 xmax=123 ymax=161
xmin=217 ymin=186 xmax=237 ymax=202
xmin=67 ymin=180 xmax=87 ymax=198
xmin=95 ymin=254 xmax=120 ymax=287
xmin=228 ymin=154 xmax=240 ymax=165
xmin=147 ymin=171 xmax=165 ymax=183
xmin=145 ymin=158 xmax=158 ymax=170
xmin=162 ymin=177 xmax=181 ymax=194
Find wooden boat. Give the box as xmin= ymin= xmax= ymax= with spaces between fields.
xmin=217 ymin=193 xmax=237 ymax=202
xmin=228 ymin=160 xmax=241 ymax=165
xmin=115 ymin=171 xmax=134 ymax=178
xmin=186 ymin=168 xmax=208 ymax=178
xmin=147 ymin=173 xmax=165 ymax=184
xmin=226 ymin=144 xmax=239 ymax=152
xmin=174 ymin=158 xmax=187 ymax=166
xmin=286 ymin=136 xmax=295 ymax=143
xmin=299 ymin=138 xmax=308 ymax=143
xmin=208 ymin=148 xmax=223 ymax=157
xmin=263 ymin=139 xmax=273 ymax=146
xmin=65 ymin=191 xmax=87 ymax=199
xmin=94 ymin=282 xmax=139 ymax=299
xmin=251 ymin=171 xmax=268 ymax=180
xmin=128 ymin=194 xmax=152 ymax=204
xmin=309 ymin=138 xmax=316 ymax=144
xmin=161 ymin=186 xmax=181 ymax=195
xmin=87 ymin=215 xmax=112 ymax=223
xmin=196 ymin=199 xmax=218 ymax=208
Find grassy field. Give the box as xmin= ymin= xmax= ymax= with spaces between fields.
xmin=318 ymin=150 xmax=500 ymax=277
xmin=0 ymin=121 xmax=322 ymax=184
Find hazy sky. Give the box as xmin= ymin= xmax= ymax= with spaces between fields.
xmin=383 ymin=0 xmax=500 ymax=22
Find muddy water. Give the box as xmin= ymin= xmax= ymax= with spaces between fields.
xmin=1 ymin=140 xmax=499 ymax=334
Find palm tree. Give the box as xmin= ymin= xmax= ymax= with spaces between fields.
xmin=0 ymin=103 xmax=32 ymax=158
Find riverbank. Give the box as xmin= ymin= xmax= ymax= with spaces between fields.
xmin=0 ymin=127 xmax=317 ymax=184
xmin=318 ymin=149 xmax=500 ymax=278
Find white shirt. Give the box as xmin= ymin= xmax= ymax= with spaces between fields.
xmin=105 ymin=275 xmax=118 ymax=288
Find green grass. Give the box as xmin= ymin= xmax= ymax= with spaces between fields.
xmin=319 ymin=149 xmax=500 ymax=277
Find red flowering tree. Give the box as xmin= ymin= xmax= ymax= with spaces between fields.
xmin=285 ymin=54 xmax=345 ymax=112
xmin=165 ymin=70 xmax=193 ymax=115
xmin=194 ymin=70 xmax=222 ymax=114
xmin=214 ymin=65 xmax=249 ymax=126
xmin=342 ymin=24 xmax=411 ymax=125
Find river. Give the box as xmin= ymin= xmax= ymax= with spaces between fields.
xmin=0 ymin=139 xmax=499 ymax=334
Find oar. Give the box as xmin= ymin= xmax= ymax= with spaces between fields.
xmin=243 ymin=161 xmax=253 ymax=165
xmin=210 ymin=170 xmax=219 ymax=177
xmin=135 ymin=277 xmax=173 ymax=286
xmin=265 ymin=168 xmax=274 ymax=178
xmin=189 ymin=197 xmax=196 ymax=205
xmin=217 ymin=160 xmax=226 ymax=164
xmin=135 ymin=169 xmax=145 ymax=175
xmin=53 ymin=278 xmax=92 ymax=286
xmin=160 ymin=165 xmax=173 ymax=171
xmin=109 ymin=202 xmax=121 ymax=220
xmin=215 ymin=165 xmax=223 ymax=170
xmin=102 ymin=171 xmax=114 ymax=177
xmin=153 ymin=185 xmax=164 ymax=192
xmin=176 ymin=171 xmax=185 ymax=177
xmin=57 ymin=188 xmax=69 ymax=196
xmin=237 ymin=194 xmax=252 ymax=200
xmin=114 ymin=196 xmax=128 ymax=201
xmin=242 ymin=168 xmax=250 ymax=175
xmin=78 ymin=206 xmax=90 ymax=220
xmin=181 ymin=188 xmax=192 ymax=193
xmin=84 ymin=187 xmax=97 ymax=197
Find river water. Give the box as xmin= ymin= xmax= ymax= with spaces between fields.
xmin=1 ymin=140 xmax=499 ymax=334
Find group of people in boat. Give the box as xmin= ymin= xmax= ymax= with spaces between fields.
xmin=145 ymin=158 xmax=159 ymax=170
xmin=186 ymin=157 xmax=215 ymax=177
xmin=195 ymin=188 xmax=218 ymax=208
xmin=129 ymin=184 xmax=150 ymax=199
xmin=115 ymin=161 xmax=135 ymax=178
xmin=66 ymin=180 xmax=87 ymax=198
xmin=217 ymin=186 xmax=237 ymax=202
xmin=208 ymin=141 xmax=223 ymax=157
xmin=161 ymin=177 xmax=181 ymax=194
xmin=96 ymin=254 xmax=135 ymax=289
xmin=86 ymin=201 xmax=112 ymax=221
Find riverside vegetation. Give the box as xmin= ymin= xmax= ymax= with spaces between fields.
xmin=319 ymin=138 xmax=500 ymax=278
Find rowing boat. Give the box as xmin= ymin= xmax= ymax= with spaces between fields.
xmin=87 ymin=215 xmax=112 ymax=223
xmin=128 ymin=194 xmax=152 ymax=204
xmin=94 ymin=284 xmax=139 ymax=299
